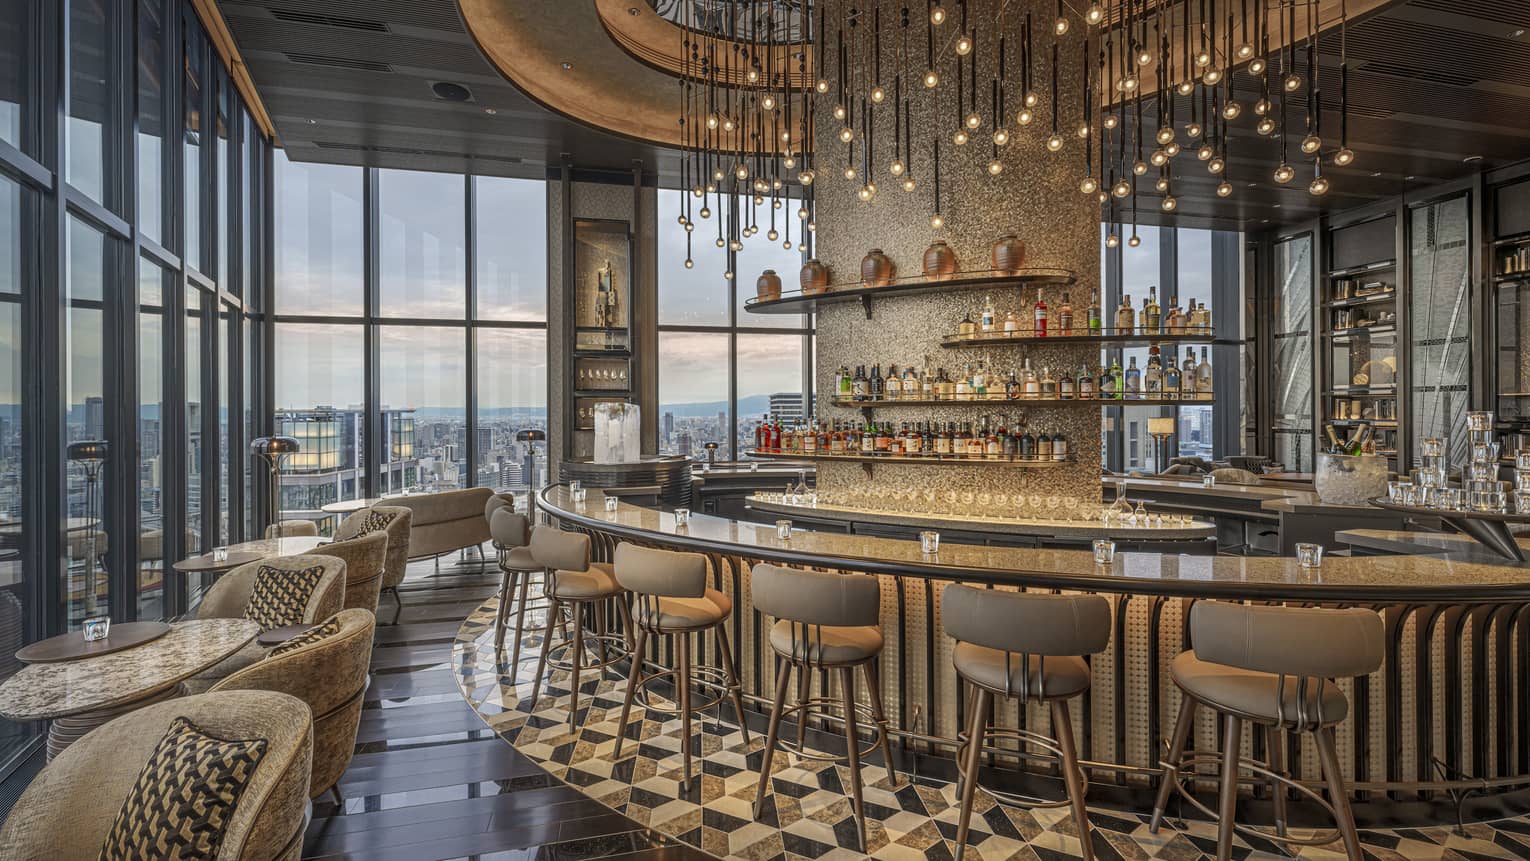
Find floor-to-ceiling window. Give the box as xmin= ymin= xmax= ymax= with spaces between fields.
xmin=1271 ymin=233 xmax=1316 ymax=471
xmin=655 ymin=189 xmax=814 ymax=460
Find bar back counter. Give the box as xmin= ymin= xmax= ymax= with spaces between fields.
xmin=536 ymin=485 xmax=1530 ymax=824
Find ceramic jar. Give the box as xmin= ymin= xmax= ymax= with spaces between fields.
xmin=990 ymin=234 xmax=1027 ymax=274
xmin=756 ymin=269 xmax=782 ymax=302
xmin=922 ymin=241 xmax=957 ymax=281
xmin=800 ymin=259 xmax=830 ymax=294
xmin=1313 ymin=453 xmax=1390 ymax=506
xmin=861 ymin=249 xmax=895 ymax=287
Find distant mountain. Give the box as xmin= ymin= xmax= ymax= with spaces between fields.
xmin=659 ymin=394 xmax=773 ymax=418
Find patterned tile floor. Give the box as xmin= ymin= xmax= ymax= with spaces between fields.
xmin=454 ymin=597 xmax=1530 ymax=861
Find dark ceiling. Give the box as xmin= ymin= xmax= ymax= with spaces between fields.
xmin=223 ymin=0 xmax=1530 ymax=230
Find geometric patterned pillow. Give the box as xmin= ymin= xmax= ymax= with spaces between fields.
xmin=242 ymin=564 xmax=327 ymax=632
xmin=268 ymin=614 xmax=342 ymax=657
xmin=353 ymin=509 xmax=395 ymax=537
xmin=96 ymin=716 xmax=268 ymax=861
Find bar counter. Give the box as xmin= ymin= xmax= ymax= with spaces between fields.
xmin=538 ymin=485 xmax=1530 ymax=821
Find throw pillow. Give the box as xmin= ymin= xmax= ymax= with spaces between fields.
xmin=243 ymin=563 xmax=327 ymax=632
xmin=269 ymin=614 xmax=343 ymax=657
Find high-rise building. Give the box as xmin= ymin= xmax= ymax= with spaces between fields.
xmin=769 ymin=392 xmax=804 ymax=422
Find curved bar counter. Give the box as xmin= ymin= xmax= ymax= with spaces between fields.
xmin=536 ymin=484 xmax=1530 ymax=823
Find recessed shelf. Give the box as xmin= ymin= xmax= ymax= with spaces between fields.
xmin=572 ymin=389 xmax=632 ymax=398
xmin=1326 ymin=324 xmax=1397 ymax=339
xmin=742 ymin=268 xmax=1077 ymax=318
xmin=1326 ymin=418 xmax=1399 ymax=427
xmin=939 ymin=330 xmax=1218 ymax=349
xmin=745 ymin=448 xmax=1072 ymax=476
xmin=1323 ymin=290 xmax=1396 ymax=309
xmin=1327 ymin=260 xmax=1396 ymax=278
xmin=1326 ymin=385 xmax=1397 ymax=396
xmin=828 ymin=396 xmax=1212 ymax=409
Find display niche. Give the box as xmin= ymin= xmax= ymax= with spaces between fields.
xmin=568 ymin=218 xmax=634 ymax=454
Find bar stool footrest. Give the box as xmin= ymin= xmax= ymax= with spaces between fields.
xmin=546 ymin=632 xmax=631 ymax=674
xmin=955 ymin=725 xmax=1087 ymax=810
xmin=1162 ymin=751 xmax=1343 ymax=848
xmin=634 ymin=664 xmax=733 ymax=716
xmin=772 ymin=695 xmax=889 ymax=763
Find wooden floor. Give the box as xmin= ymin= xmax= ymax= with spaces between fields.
xmin=303 ymin=553 xmax=711 ymax=861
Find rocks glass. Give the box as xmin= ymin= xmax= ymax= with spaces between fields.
xmin=673 ymin=507 xmax=690 ymax=525
xmin=775 ymin=520 xmax=793 ymax=540
xmin=919 ymin=531 xmax=940 ymax=553
xmin=1092 ymin=539 xmax=1116 ymax=565
xmin=604 ymin=496 xmax=619 ymax=511
xmin=82 ymin=616 xmax=111 ymax=642
xmin=1296 ymin=543 xmax=1324 ymax=568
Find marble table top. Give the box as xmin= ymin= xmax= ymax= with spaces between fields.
xmin=540 ymin=485 xmax=1530 ymax=602
xmin=173 ymin=535 xmax=327 ymax=573
xmin=0 ymin=618 xmax=260 ymax=720
xmin=745 ymin=495 xmax=1217 ymax=539
xmin=1339 ymin=528 xmax=1530 ymax=562
xmin=320 ymin=497 xmax=385 ymax=514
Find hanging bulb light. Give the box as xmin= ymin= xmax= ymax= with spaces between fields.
xmin=706 ymin=113 xmax=720 ymax=130
xmin=1136 ymin=47 xmax=1153 ymax=66
xmin=1025 ymin=91 xmax=1039 ymax=108
xmin=901 ymin=176 xmax=917 ymax=191
xmin=1195 ymin=50 xmax=1212 ymax=67
xmin=1017 ymin=108 xmax=1034 ymax=125
xmin=715 ymin=237 xmax=725 ymax=247
xmin=783 ymin=155 xmax=796 ymax=169
xmin=712 ymin=167 xmax=725 ymax=181
xmin=746 ymin=67 xmax=759 ymax=83
xmin=1128 ymin=233 xmax=1142 ymax=247
xmin=890 ymin=159 xmax=906 ymax=176
xmin=1310 ymin=174 xmax=1330 ymax=196
xmin=762 ymin=94 xmax=776 ymax=110
xmin=1165 ymin=141 xmax=1181 ymax=157
xmin=767 ymin=228 xmax=779 ymax=241
xmin=870 ymin=86 xmax=886 ymax=104
xmin=1113 ymin=178 xmax=1131 ymax=197
xmin=839 ymin=126 xmax=855 ymax=143
xmin=1054 ymin=16 xmax=1069 ymax=35
xmin=965 ymin=111 xmax=982 ymax=129
xmin=675 ymin=214 xmax=687 ymax=226
xmin=1186 ymin=122 xmax=1203 ymax=139
xmin=1301 ymin=134 xmax=1322 ymax=155
xmin=1203 ymin=67 xmax=1223 ymax=85
xmin=1103 ymin=113 xmax=1119 ymax=129
xmin=1150 ymin=149 xmax=1169 ymax=167
xmin=1257 ymin=116 xmax=1277 ymax=135
xmin=1086 ymin=3 xmax=1103 ymax=25
xmin=1132 ymin=160 xmax=1149 ymax=176
xmin=1248 ymin=56 xmax=1267 ymax=75
xmin=930 ymin=213 xmax=944 ymax=228
xmin=691 ymin=186 xmax=703 ymax=198
xmin=797 ymin=169 xmax=815 ymax=185
xmin=722 ymin=117 xmax=735 ymax=132
xmin=1197 ymin=143 xmax=1215 ymax=161
xmin=1273 ymin=163 xmax=1296 ymax=184
xmin=1216 ymin=180 xmax=1233 ymax=197
xmin=1207 ymin=156 xmax=1226 ymax=174
xmin=1097 ymin=190 xmax=1109 ymax=204
xmin=930 ymin=4 xmax=947 ymax=25
xmin=807 ymin=221 xmax=816 ymax=232
xmin=1284 ymin=72 xmax=1303 ymax=92
xmin=857 ymin=184 xmax=874 ymax=201
xmin=1106 ymin=232 xmax=1120 ymax=248
xmin=1237 ymin=43 xmax=1256 ymax=60
xmin=1046 ymin=133 xmax=1064 ymax=152
xmin=955 ymin=34 xmax=973 ymax=55
xmin=953 ymin=128 xmax=969 ymax=145
xmin=1253 ymin=97 xmax=1271 ymax=116
xmin=684 ymin=258 xmax=694 ymax=269
xmin=700 ymin=205 xmax=711 ymax=218
xmin=993 ymin=128 xmax=1010 ymax=146
xmin=924 ymin=69 xmax=940 ymax=88
xmin=797 ymin=206 xmax=808 ymax=218
xmin=1334 ymin=147 xmax=1356 ymax=167
xmin=1076 ymin=122 xmax=1091 ymax=139
xmin=1123 ymin=75 xmax=1140 ymax=91
xmin=1156 ymin=126 xmax=1176 ymax=145
xmin=705 ymin=182 xmax=717 ymax=193
xmin=724 ymin=270 xmax=733 ymax=279
xmin=734 ymin=164 xmax=748 ymax=180
xmin=815 ymin=78 xmax=830 ymax=93
xmin=1155 ymin=176 xmax=1170 ymax=192
xmin=844 ymin=165 xmax=858 ymax=180
xmin=833 ymin=104 xmax=847 ymax=120
xmin=1222 ymin=100 xmax=1243 ymax=120
xmin=988 ymin=159 xmax=1004 ymax=175
xmin=1080 ymin=176 xmax=1099 ymax=194
xmin=1176 ymin=80 xmax=1195 ymax=96
xmin=1161 ymin=195 xmax=1178 ymax=212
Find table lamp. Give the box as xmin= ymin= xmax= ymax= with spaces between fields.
xmin=703 ymin=441 xmax=719 ymax=467
xmin=1147 ymin=417 xmax=1177 ymax=474
xmin=251 ymin=436 xmax=300 ymax=539
xmin=515 ymin=429 xmax=547 ymax=518
xmin=67 ymin=440 xmax=109 ymax=618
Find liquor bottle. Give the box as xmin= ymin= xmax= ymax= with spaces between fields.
xmin=768 ymin=417 xmax=781 ymax=452
xmin=1004 ymin=309 xmax=1023 ymax=337
xmin=1166 ymin=296 xmax=1187 ymax=334
xmin=869 ymin=363 xmax=885 ymax=399
xmin=875 ymin=422 xmax=892 ymax=451
xmin=1143 ymin=286 xmax=1162 ymax=333
xmin=754 ymin=416 xmax=766 ymax=451
xmin=852 ymin=365 xmax=868 ymax=400
xmin=972 ymin=361 xmax=988 ymax=398
xmin=818 ymin=420 xmax=830 ymax=452
xmin=1110 ymin=357 xmax=1124 ymax=398
xmin=1058 ymin=368 xmax=1075 ymax=399
xmin=829 ymin=421 xmax=845 ymax=453
xmin=1099 ymin=363 xmax=1117 ymax=399
xmin=887 ymin=424 xmax=904 ymax=455
xmin=902 ymin=364 xmax=920 ymax=398
xmin=958 ymin=313 xmax=977 ymax=340
xmin=1087 ymin=289 xmax=1102 ymax=333
xmin=1037 ymin=432 xmax=1053 ymax=460
xmin=1040 ymin=365 xmax=1059 ymax=398
xmin=1195 ymin=300 xmax=1213 ymax=333
xmin=937 ymin=367 xmax=956 ymax=400
xmin=955 ymin=365 xmax=972 ymax=400
xmin=1078 ymin=364 xmax=1096 ymax=399
xmin=1115 ymin=294 xmax=1135 ymax=334
xmin=803 ymin=419 xmax=818 ymax=453
xmin=1124 ymin=356 xmax=1142 ymax=398
xmin=921 ymin=363 xmax=936 ymax=400
xmin=905 ymin=422 xmax=922 ymax=454
xmin=1022 ymin=358 xmax=1040 ymax=399
xmin=922 ymin=421 xmax=934 ymax=453
xmin=980 ymin=296 xmax=997 ymax=334
xmin=953 ymin=422 xmax=970 ymax=456
xmin=1033 ymin=289 xmax=1049 ymax=337
xmin=985 ymin=419 xmax=1002 ymax=459
xmin=885 ymin=364 xmax=900 ymax=401
xmin=1181 ymin=348 xmax=1198 ymax=398
xmin=1196 ymin=346 xmax=1214 ymax=396
xmin=1005 ymin=369 xmax=1023 ymax=400
xmin=1058 ymin=293 xmax=1074 ymax=335
xmin=1052 ymin=432 xmax=1069 ymax=461
xmin=1018 ymin=428 xmax=1037 ymax=459
xmin=782 ymin=421 xmax=797 ymax=452
xmin=1144 ymin=346 xmax=1163 ymax=396
xmin=836 ymin=365 xmax=852 ymax=399
xmin=935 ymin=422 xmax=953 ymax=454
xmin=969 ymin=421 xmax=986 ymax=458
xmin=860 ymin=421 xmax=876 ymax=453
xmin=1163 ymin=353 xmax=1182 ymax=399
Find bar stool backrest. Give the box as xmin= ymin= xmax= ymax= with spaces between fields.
xmin=614 ymin=542 xmax=706 ymax=598
xmin=489 ymin=508 xmax=529 ymax=549
xmin=483 ymin=492 xmax=516 ymax=524
xmin=751 ymin=563 xmax=879 ymax=627
xmin=1190 ymin=601 xmax=1384 ymax=680
xmin=529 ymin=526 xmax=590 ymax=572
xmin=942 ymin=585 xmax=1110 ymax=656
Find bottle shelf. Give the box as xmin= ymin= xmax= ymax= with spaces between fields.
xmin=1326 ymin=324 xmax=1397 ymax=340
xmin=745 ymin=449 xmax=1072 ymax=472
xmin=1326 ymin=418 xmax=1399 ymax=427
xmin=1323 ymin=290 xmax=1397 ymax=309
xmin=828 ymin=396 xmax=1211 ymax=409
xmin=1326 ymin=385 xmax=1397 ymax=396
xmin=1327 ymin=260 xmax=1396 ymax=278
xmin=743 ymin=268 xmax=1077 ymax=318
xmin=939 ymin=330 xmax=1218 ymax=348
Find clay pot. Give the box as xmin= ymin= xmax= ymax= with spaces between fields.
xmin=756 ymin=269 xmax=782 ymax=302
xmin=800 ymin=259 xmax=830 ymax=294
xmin=861 ymin=249 xmax=895 ymax=287
xmin=990 ymin=234 xmax=1027 ymax=274
xmin=922 ymin=240 xmax=957 ymax=281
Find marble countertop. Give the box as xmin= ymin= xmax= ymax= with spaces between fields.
xmin=540 ymin=485 xmax=1530 ymax=601
xmin=1339 ymin=528 xmax=1530 ymax=562
xmin=0 ymin=618 xmax=261 ymax=720
xmin=745 ymin=495 xmax=1217 ymax=539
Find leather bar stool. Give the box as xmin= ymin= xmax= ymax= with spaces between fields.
xmin=750 ymin=563 xmax=898 ymax=852
xmin=488 ymin=507 xmax=554 ymax=677
xmin=610 ymin=542 xmax=750 ymax=794
xmin=1149 ymin=601 xmax=1384 ymax=861
xmin=943 ymin=585 xmax=1110 ymax=861
xmin=527 ymin=527 xmax=634 ymax=731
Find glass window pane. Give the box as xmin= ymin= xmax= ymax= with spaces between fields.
xmin=68 ymin=0 xmax=118 ymax=206
xmin=475 ymin=177 xmax=545 ymax=321
xmin=658 ymin=332 xmax=729 ymax=460
xmin=274 ymin=152 xmax=363 ymax=315
xmin=137 ymin=258 xmax=166 ymax=620
xmin=1272 ymin=235 xmax=1314 ymax=470
xmin=658 ymin=189 xmax=729 ymax=325
xmin=240 ymin=111 xmax=254 ymax=299
xmin=185 ymin=285 xmax=203 ymax=554
xmin=0 ymin=176 xmax=26 ymax=764
xmin=1409 ymin=195 xmax=1472 ymax=466
xmin=734 ymin=203 xmax=806 ymax=329
xmin=218 ymin=304 xmax=233 ymax=543
xmin=0 ymin=0 xmax=36 ymax=154
xmin=379 ymin=326 xmax=465 ymax=489
xmin=475 ymin=328 xmax=547 ymax=491
xmin=136 ymin=0 xmax=167 ymax=244
xmin=736 ymin=333 xmax=806 ymax=456
xmin=183 ymin=24 xmax=203 ymax=271
xmin=379 ymin=169 xmax=465 ymax=319
xmin=242 ymin=315 xmax=253 ymax=537
xmin=274 ymin=324 xmax=365 ymax=518
xmin=1120 ymin=224 xmax=1162 ymax=309
xmin=216 ymin=79 xmax=229 ymax=288
xmin=66 ymin=217 xmax=109 ymax=628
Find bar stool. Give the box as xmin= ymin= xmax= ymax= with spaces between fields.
xmin=609 ymin=542 xmax=750 ymax=794
xmin=488 ymin=506 xmax=551 ymax=677
xmin=1149 ymin=601 xmax=1384 ymax=861
xmin=943 ymin=585 xmax=1110 ymax=861
xmin=527 ymin=527 xmax=634 ymax=731
xmin=750 ymin=563 xmax=898 ymax=852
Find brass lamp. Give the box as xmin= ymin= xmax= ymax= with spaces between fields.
xmin=515 ymin=429 xmax=546 ymax=518
xmin=1147 ymin=417 xmax=1177 ymax=474
xmin=67 ymin=440 xmax=109 ymax=618
xmin=251 ymin=436 xmax=300 ymax=539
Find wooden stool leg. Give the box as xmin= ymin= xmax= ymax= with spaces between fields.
xmin=794 ymin=663 xmax=812 ymax=755
xmin=1052 ymin=699 xmax=1095 ymax=861
xmin=839 ymin=666 xmax=868 ymax=853
xmin=615 ymin=594 xmax=636 ymax=652
xmin=612 ymin=625 xmax=650 ymax=761
xmin=568 ymin=603 xmax=585 ymax=733
xmin=678 ymin=630 xmax=694 ymax=795
xmin=1267 ymin=726 xmax=1289 ymax=838
xmin=863 ymin=660 xmax=900 ymax=787
xmin=493 ymin=569 xmax=516 ymax=650
xmin=1150 ymin=694 xmax=1197 ymax=832
xmin=953 ymin=687 xmax=991 ymax=861
xmin=593 ymin=600 xmax=610 ymax=682
xmin=752 ymin=659 xmax=794 ymax=820
xmin=529 ymin=597 xmax=561 ymax=712
xmin=509 ymin=571 xmax=531 ymax=680
xmin=1216 ymin=713 xmax=1243 ymax=861
xmin=714 ymin=623 xmax=752 ymax=746
xmin=1315 ymin=725 xmax=1365 ymax=861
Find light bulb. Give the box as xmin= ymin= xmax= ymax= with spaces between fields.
xmin=1156 ymin=126 xmax=1175 ymax=145
xmin=1186 ymin=122 xmax=1203 ymax=138
xmin=1195 ymin=50 xmax=1212 ymax=67
xmin=1076 ymin=122 xmax=1091 ymax=138
xmin=815 ymin=79 xmax=830 ymax=93
xmin=1284 ymin=73 xmax=1302 ymax=92
xmin=1198 ymin=143 xmax=1214 ymax=161
xmin=797 ymin=206 xmax=808 ymax=218
xmin=1249 ymin=57 xmax=1267 ymax=75
xmin=731 ymin=239 xmax=743 ymax=250
xmin=1017 ymin=108 xmax=1034 ymax=125
xmin=844 ymin=166 xmax=857 ymax=180
xmin=762 ymin=95 xmax=775 ymax=109
xmin=1097 ymin=191 xmax=1109 ymax=204
xmin=700 ymin=206 xmax=711 ymax=218
xmin=735 ymin=165 xmax=748 ymax=180
xmin=796 ymin=241 xmax=805 ymax=250
xmin=1113 ymin=179 xmax=1131 ymax=197
xmin=712 ymin=168 xmax=724 ymax=181
xmin=1025 ymin=91 xmax=1039 ymax=108
xmin=1150 ymin=149 xmax=1168 ymax=167
xmin=1106 ymin=233 xmax=1120 ymax=248
xmin=683 ymin=222 xmax=693 ymax=233
xmin=1256 ymin=117 xmax=1276 ymax=135
xmin=1334 ymin=147 xmax=1356 ymax=166
xmin=1080 ymin=176 xmax=1099 ymax=194
xmin=706 ymin=113 xmax=719 ymax=129
xmin=783 ymin=155 xmax=796 ymax=168
xmin=1207 ymin=156 xmax=1226 ymax=174
xmin=1155 ymin=176 xmax=1170 ymax=192
xmin=988 ymin=159 xmax=1004 ymax=175
xmin=772 ymin=192 xmax=782 ymax=202
xmin=901 ymin=176 xmax=917 ymax=191
xmin=723 ymin=118 xmax=735 ymax=131
xmin=870 ymin=86 xmax=886 ymax=104
xmin=747 ymin=68 xmax=759 ymax=83
xmin=767 ymin=229 xmax=779 ymax=241
xmin=1222 ymin=101 xmax=1242 ymax=120
xmin=1273 ymin=163 xmax=1296 ymax=184
xmin=1046 ymin=134 xmax=1064 ymax=151
xmin=1237 ymin=43 xmax=1255 ymax=60
xmin=684 ymin=258 xmax=694 ymax=269
xmin=833 ymin=104 xmax=847 ymax=120
xmin=715 ymin=237 xmax=725 ymax=247
xmin=955 ymin=35 xmax=973 ymax=55
xmin=1164 ymin=141 xmax=1181 ymax=156
xmin=1123 ymin=75 xmax=1140 ymax=91
xmin=807 ymin=221 xmax=816 ymax=232
xmin=1301 ymin=134 xmax=1322 ymax=155
xmin=1203 ymin=68 xmax=1223 ymax=85
xmin=839 ymin=126 xmax=854 ymax=143
xmin=1309 ymin=175 xmax=1330 ymax=196
xmin=1132 ymin=159 xmax=1149 ymax=175
xmin=866 ymin=181 xmax=877 ymax=194
xmin=924 ymin=69 xmax=940 ymax=88
xmin=1253 ymin=97 xmax=1271 ymax=116
xmin=705 ymin=182 xmax=716 ymax=193
xmin=690 ymin=185 xmax=704 ymax=198
xmin=1177 ymin=80 xmax=1195 ymax=96
xmin=724 ymin=270 xmax=733 ymax=279
xmin=797 ymin=169 xmax=815 ymax=185
xmin=1137 ymin=49 xmax=1153 ymax=66
xmin=1054 ymin=17 xmax=1069 ymax=35
xmin=965 ymin=112 xmax=982 ymax=129
xmin=1161 ymin=195 xmax=1178 ymax=211
xmin=1216 ymin=181 xmax=1233 ymax=197
xmin=1129 ymin=234 xmax=1141 ymax=247
xmin=930 ymin=4 xmax=946 ymax=25
xmin=676 ymin=214 xmax=686 ymax=226
xmin=930 ymin=213 xmax=944 ymax=228
xmin=889 ymin=159 xmax=906 ymax=176
xmin=994 ymin=128 xmax=1010 ymax=146
xmin=1086 ymin=4 xmax=1103 ymax=24
xmin=1103 ymin=113 xmax=1119 ymax=129
xmin=953 ymin=129 xmax=969 ymax=145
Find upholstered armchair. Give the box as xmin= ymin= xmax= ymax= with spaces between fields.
xmin=187 ymin=553 xmax=346 ymax=692
xmin=0 ymin=690 xmax=313 ymax=861
xmin=315 ymin=532 xmax=388 ymax=613
xmin=211 ymin=609 xmax=376 ymax=801
xmin=389 ymin=488 xmax=512 ymax=569
xmin=335 ymin=505 xmax=411 ymax=623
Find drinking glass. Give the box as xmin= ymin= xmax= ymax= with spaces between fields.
xmin=1468 ymin=463 xmax=1499 ymax=483
xmin=1517 ymin=492 xmax=1530 ymax=515
xmin=1472 ymin=442 xmax=1502 ymax=465
xmin=82 ymin=616 xmax=111 ymax=642
xmin=1092 ymin=539 xmax=1116 ymax=565
xmin=1517 ymin=450 xmax=1530 ymax=471
xmin=919 ymin=531 xmax=940 ymax=553
xmin=212 ymin=546 xmax=229 ymax=562
xmin=569 ymin=480 xmax=582 ymax=496
xmin=1202 ymin=473 xmax=1216 ymax=488
xmin=1387 ymin=480 xmax=1410 ymax=503
xmin=1436 ymin=489 xmax=1462 ymax=511
xmin=1296 ymin=543 xmax=1324 ymax=568
xmin=674 ymin=508 xmax=690 ymax=525
xmin=1420 ymin=437 xmax=1446 ymax=458
xmin=604 ymin=496 xmax=619 ymax=511
xmin=775 ymin=520 xmax=793 ymax=540
xmin=1467 ymin=411 xmax=1496 ymax=432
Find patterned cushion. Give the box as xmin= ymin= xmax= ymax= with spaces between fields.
xmin=97 ymin=716 xmax=268 ymax=861
xmin=269 ymin=614 xmax=342 ymax=657
xmin=243 ymin=564 xmax=327 ymax=632
xmin=353 ymin=509 xmax=395 ymax=537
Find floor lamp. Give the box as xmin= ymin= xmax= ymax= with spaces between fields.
xmin=251 ymin=436 xmax=300 ymax=539
xmin=515 ymin=429 xmax=546 ymax=521
xmin=67 ymin=440 xmax=109 ymax=619
xmin=1147 ymin=416 xmax=1177 ymax=474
